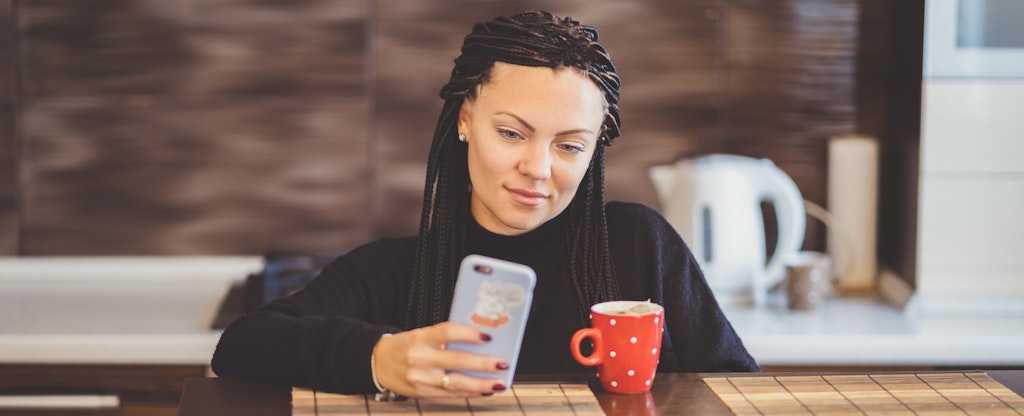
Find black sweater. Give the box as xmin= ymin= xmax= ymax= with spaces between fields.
xmin=211 ymin=202 xmax=759 ymax=393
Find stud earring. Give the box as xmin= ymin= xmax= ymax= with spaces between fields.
xmin=458 ymin=133 xmax=467 ymax=142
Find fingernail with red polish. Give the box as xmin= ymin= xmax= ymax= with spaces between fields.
xmin=480 ymin=333 xmax=492 ymax=342
xmin=493 ymin=383 xmax=507 ymax=392
xmin=496 ymin=361 xmax=510 ymax=370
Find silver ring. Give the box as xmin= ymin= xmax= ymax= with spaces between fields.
xmin=441 ymin=373 xmax=452 ymax=390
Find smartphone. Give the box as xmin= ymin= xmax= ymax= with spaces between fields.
xmin=447 ymin=254 xmax=536 ymax=387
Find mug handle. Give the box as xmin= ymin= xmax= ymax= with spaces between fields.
xmin=570 ymin=328 xmax=604 ymax=366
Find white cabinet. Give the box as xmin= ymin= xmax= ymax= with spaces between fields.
xmin=921 ymin=82 xmax=1024 ymax=173
xmin=915 ymin=80 xmax=1024 ymax=316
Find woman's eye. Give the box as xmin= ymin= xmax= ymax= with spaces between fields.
xmin=559 ymin=143 xmax=585 ymax=154
xmin=497 ymin=129 xmax=522 ymax=141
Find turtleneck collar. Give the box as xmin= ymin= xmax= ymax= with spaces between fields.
xmin=465 ymin=206 xmax=570 ymax=264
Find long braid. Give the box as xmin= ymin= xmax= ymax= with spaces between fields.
xmin=403 ymin=11 xmax=623 ymax=329
xmin=404 ymin=101 xmax=469 ymax=329
xmin=567 ymin=145 xmax=621 ymax=325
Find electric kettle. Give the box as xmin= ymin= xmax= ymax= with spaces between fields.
xmin=649 ymin=154 xmax=805 ymax=306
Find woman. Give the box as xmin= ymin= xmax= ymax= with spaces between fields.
xmin=212 ymin=10 xmax=758 ymax=399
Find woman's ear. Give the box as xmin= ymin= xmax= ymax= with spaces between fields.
xmin=457 ymin=97 xmax=473 ymax=136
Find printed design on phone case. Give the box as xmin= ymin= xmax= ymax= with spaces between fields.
xmin=470 ymin=280 xmax=527 ymax=328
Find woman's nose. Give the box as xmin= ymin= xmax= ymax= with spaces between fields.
xmin=518 ymin=147 xmax=552 ymax=179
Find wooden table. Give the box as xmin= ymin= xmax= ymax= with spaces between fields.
xmin=178 ymin=371 xmax=1024 ymax=415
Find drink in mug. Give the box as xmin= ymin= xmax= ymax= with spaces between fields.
xmin=570 ymin=300 xmax=664 ymax=394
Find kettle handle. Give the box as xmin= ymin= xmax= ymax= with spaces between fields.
xmin=751 ymin=161 xmax=806 ymax=306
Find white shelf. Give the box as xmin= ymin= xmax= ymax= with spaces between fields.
xmin=0 ymin=256 xmax=261 ymax=365
xmin=721 ymin=294 xmax=1024 ymax=367
xmin=0 ymin=333 xmax=223 ymax=365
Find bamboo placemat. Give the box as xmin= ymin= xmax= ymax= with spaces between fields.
xmin=703 ymin=372 xmax=1024 ymax=415
xmin=292 ymin=383 xmax=603 ymax=415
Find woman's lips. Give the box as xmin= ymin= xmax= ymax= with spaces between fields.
xmin=507 ymin=187 xmax=548 ymax=206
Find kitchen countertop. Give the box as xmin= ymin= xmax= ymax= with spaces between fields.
xmin=5 ymin=294 xmax=1022 ymax=367
xmin=1 ymin=253 xmax=1020 ymax=367
xmin=720 ymin=292 xmax=1024 ymax=367
xmin=0 ymin=256 xmax=260 ymax=366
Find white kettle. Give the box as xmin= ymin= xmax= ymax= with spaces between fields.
xmin=649 ymin=154 xmax=805 ymax=306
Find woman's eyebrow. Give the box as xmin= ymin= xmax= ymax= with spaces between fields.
xmin=495 ymin=111 xmax=595 ymax=137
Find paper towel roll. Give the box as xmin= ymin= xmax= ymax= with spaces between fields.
xmin=827 ymin=135 xmax=879 ymax=290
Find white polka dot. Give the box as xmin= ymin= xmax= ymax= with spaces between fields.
xmin=610 ymin=318 xmax=616 ymax=326
xmin=610 ymin=351 xmax=617 ymax=357
xmin=627 ymin=370 xmax=635 ymax=376
xmin=652 ymin=348 xmax=658 ymax=355
xmin=645 ymin=380 xmax=651 ymax=386
xmin=588 ymin=314 xmax=592 ymax=320
xmin=654 ymin=317 xmax=659 ymax=324
xmin=610 ymin=381 xmax=618 ymax=387
xmin=630 ymin=336 xmax=638 ymax=344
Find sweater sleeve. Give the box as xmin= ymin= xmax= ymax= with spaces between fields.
xmin=211 ymin=238 xmax=414 ymax=393
xmin=605 ymin=202 xmax=760 ymax=373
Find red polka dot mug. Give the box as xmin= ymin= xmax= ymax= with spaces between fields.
xmin=570 ymin=300 xmax=665 ymax=394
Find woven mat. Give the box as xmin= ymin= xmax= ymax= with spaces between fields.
xmin=703 ymin=372 xmax=1024 ymax=415
xmin=293 ymin=383 xmax=603 ymax=415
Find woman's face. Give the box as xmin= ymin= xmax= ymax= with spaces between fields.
xmin=459 ymin=62 xmax=606 ymax=235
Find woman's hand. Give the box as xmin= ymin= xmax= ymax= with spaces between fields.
xmin=372 ymin=321 xmax=510 ymax=398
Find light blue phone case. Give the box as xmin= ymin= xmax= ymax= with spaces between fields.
xmin=447 ymin=254 xmax=536 ymax=388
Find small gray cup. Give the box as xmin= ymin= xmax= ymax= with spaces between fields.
xmin=784 ymin=251 xmax=834 ymax=310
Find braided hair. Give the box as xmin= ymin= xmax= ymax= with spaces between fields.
xmin=403 ymin=11 xmax=623 ymax=330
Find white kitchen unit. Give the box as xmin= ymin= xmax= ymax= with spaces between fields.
xmin=914 ymin=80 xmax=1024 ymax=317
xmin=915 ymin=0 xmax=1024 ymax=317
xmin=0 ymin=256 xmax=261 ymax=364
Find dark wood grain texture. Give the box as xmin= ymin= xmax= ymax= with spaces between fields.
xmin=0 ymin=101 xmax=14 ymax=256
xmin=14 ymin=0 xmax=368 ymax=255
xmin=18 ymin=0 xmax=192 ymax=97
xmin=19 ymin=97 xmax=370 ymax=254
xmin=0 ymin=0 xmax=15 ymax=255
xmin=2 ymin=0 xmax=893 ymax=264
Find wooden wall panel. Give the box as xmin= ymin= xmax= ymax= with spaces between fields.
xmin=19 ymin=0 xmax=364 ymax=97
xmin=19 ymin=0 xmax=192 ymax=97
xmin=20 ymin=98 xmax=368 ymax=255
xmin=179 ymin=0 xmax=364 ymax=97
xmin=721 ymin=0 xmax=857 ymax=115
xmin=2 ymin=0 xmax=869 ymax=259
xmin=0 ymin=0 xmax=14 ymax=255
xmin=0 ymin=0 xmax=10 ymax=99
xmin=0 ymin=101 xmax=13 ymax=256
xmin=16 ymin=0 xmax=368 ymax=255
